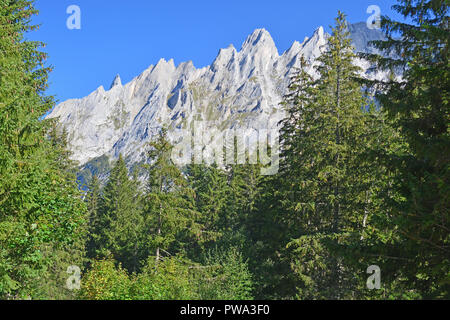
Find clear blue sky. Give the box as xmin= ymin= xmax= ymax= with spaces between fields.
xmin=29 ymin=0 xmax=401 ymax=103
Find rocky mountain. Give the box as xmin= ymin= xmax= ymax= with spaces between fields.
xmin=47 ymin=22 xmax=388 ymax=181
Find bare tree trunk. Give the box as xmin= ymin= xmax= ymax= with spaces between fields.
xmin=361 ymin=191 xmax=370 ymax=240
xmin=156 ymin=203 xmax=162 ymax=264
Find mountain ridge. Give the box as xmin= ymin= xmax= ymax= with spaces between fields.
xmin=47 ymin=22 xmax=388 ymax=180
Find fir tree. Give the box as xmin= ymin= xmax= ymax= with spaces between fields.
xmin=143 ymin=129 xmax=200 ymax=264
xmin=365 ymin=0 xmax=449 ymax=298
xmin=85 ymin=175 xmax=101 ymax=261
xmin=95 ymin=155 xmax=146 ymax=273
xmin=0 ymin=0 xmax=86 ymax=298
xmin=186 ymin=164 xmax=228 ymax=252
xmin=35 ymin=124 xmax=89 ymax=300
xmin=278 ymin=12 xmax=383 ymax=299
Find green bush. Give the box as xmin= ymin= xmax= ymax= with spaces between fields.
xmin=194 ymin=248 xmax=254 ymax=300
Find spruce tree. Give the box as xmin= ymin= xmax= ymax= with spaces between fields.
xmin=366 ymin=0 xmax=449 ymax=298
xmin=94 ymin=155 xmax=145 ymax=273
xmin=278 ymin=12 xmax=383 ymax=299
xmin=143 ymin=129 xmax=200 ymax=264
xmin=85 ymin=175 xmax=101 ymax=260
xmin=0 ymin=0 xmax=86 ymax=298
xmin=186 ymin=164 xmax=228 ymax=253
xmin=34 ymin=124 xmax=89 ymax=300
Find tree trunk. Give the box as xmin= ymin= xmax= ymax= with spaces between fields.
xmin=156 ymin=203 xmax=162 ymax=264
xmin=333 ymin=65 xmax=341 ymax=234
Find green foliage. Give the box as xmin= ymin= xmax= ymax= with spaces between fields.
xmin=0 ymin=0 xmax=87 ymax=299
xmin=143 ymin=129 xmax=201 ymax=263
xmin=78 ymin=259 xmax=132 ymax=300
xmin=88 ymin=155 xmax=146 ymax=273
xmin=267 ymin=12 xmax=394 ymax=299
xmin=80 ymin=253 xmax=252 ymax=301
xmin=362 ymin=0 xmax=449 ymax=299
xmin=187 ymin=165 xmax=228 ymax=242
xmin=131 ymin=256 xmax=195 ymax=300
xmin=194 ymin=248 xmax=254 ymax=300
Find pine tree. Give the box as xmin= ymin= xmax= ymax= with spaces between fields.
xmin=365 ymin=0 xmax=449 ymax=298
xmin=143 ymin=129 xmax=200 ymax=264
xmin=244 ymin=61 xmax=313 ymax=299
xmin=278 ymin=12 xmax=383 ymax=299
xmin=226 ymin=163 xmax=263 ymax=232
xmin=85 ymin=175 xmax=101 ymax=261
xmin=186 ymin=164 xmax=228 ymax=252
xmin=0 ymin=0 xmax=86 ymax=298
xmin=94 ymin=155 xmax=145 ymax=273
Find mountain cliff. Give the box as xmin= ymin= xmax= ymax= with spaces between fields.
xmin=47 ymin=22 xmax=388 ymax=178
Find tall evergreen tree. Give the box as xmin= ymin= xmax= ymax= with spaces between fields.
xmin=186 ymin=164 xmax=228 ymax=254
xmin=144 ymin=129 xmax=200 ymax=264
xmin=93 ymin=155 xmax=145 ymax=273
xmin=226 ymin=163 xmax=263 ymax=234
xmin=0 ymin=0 xmax=86 ymax=298
xmin=365 ymin=0 xmax=449 ymax=298
xmin=276 ymin=12 xmax=384 ymax=299
xmin=85 ymin=175 xmax=101 ymax=260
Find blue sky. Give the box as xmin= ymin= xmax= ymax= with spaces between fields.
xmin=29 ymin=0 xmax=402 ymax=103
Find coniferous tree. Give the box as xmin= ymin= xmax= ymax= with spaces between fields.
xmin=194 ymin=247 xmax=254 ymax=300
xmin=85 ymin=175 xmax=101 ymax=260
xmin=94 ymin=155 xmax=145 ymax=273
xmin=0 ymin=0 xmax=86 ymax=298
xmin=225 ymin=162 xmax=269 ymax=295
xmin=144 ymin=129 xmax=200 ymax=264
xmin=186 ymin=164 xmax=228 ymax=255
xmin=246 ymin=59 xmax=317 ymax=299
xmin=276 ymin=12 xmax=384 ymax=299
xmin=365 ymin=0 xmax=449 ymax=298
xmin=226 ymin=163 xmax=263 ymax=233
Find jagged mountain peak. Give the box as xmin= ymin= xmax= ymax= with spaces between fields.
xmin=211 ymin=45 xmax=238 ymax=71
xmin=313 ymin=26 xmax=325 ymax=38
xmin=93 ymin=85 xmax=105 ymax=95
xmin=177 ymin=60 xmax=196 ymax=73
xmin=284 ymin=40 xmax=302 ymax=56
xmin=110 ymin=74 xmax=122 ymax=89
xmin=308 ymin=26 xmax=327 ymax=44
xmin=242 ymin=28 xmax=277 ymax=51
xmin=153 ymin=58 xmax=176 ymax=71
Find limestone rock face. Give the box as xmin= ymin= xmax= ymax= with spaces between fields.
xmin=47 ymin=23 xmax=387 ymax=167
